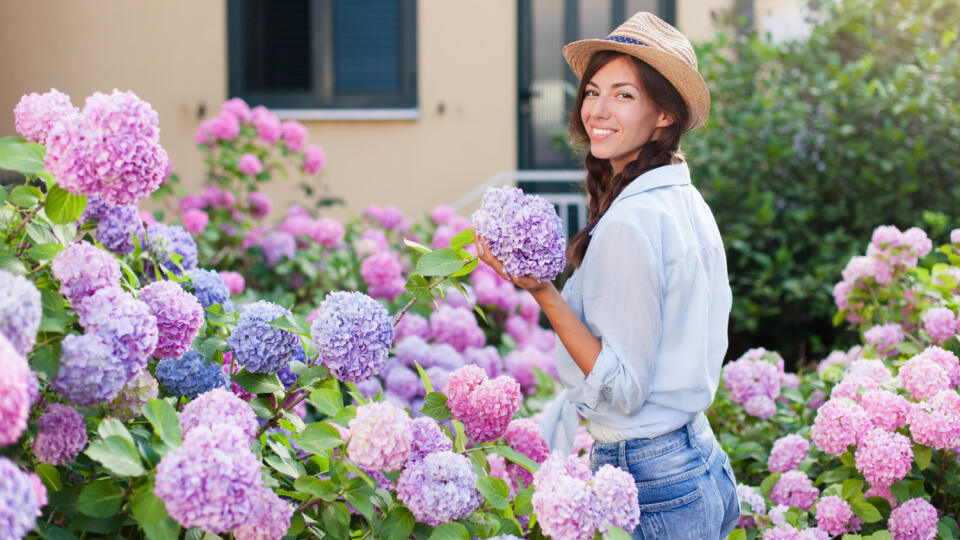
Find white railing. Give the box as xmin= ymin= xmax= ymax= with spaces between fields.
xmin=454 ymin=170 xmax=588 ymax=239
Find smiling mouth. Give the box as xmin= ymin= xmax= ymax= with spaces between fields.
xmin=590 ymin=127 xmax=617 ymax=140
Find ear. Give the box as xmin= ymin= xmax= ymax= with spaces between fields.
xmin=655 ymin=111 xmax=676 ymax=129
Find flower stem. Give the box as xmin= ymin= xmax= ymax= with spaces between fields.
xmin=6 ymin=202 xmax=43 ymax=244
xmin=392 ymin=274 xmax=453 ymax=326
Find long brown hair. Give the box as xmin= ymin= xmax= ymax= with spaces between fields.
xmin=566 ymin=51 xmax=689 ymax=267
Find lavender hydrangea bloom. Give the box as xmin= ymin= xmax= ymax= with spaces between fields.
xmin=385 ymin=364 xmax=422 ymax=401
xmin=463 ymin=346 xmax=502 ymax=378
xmin=77 ymin=287 xmax=158 ymax=380
xmin=395 ymin=312 xmax=429 ymax=341
xmin=155 ymin=424 xmax=262 ymax=533
xmin=0 ymin=334 xmax=31 ymax=446
xmin=261 ymin=230 xmax=296 ymax=267
xmin=147 ymin=223 xmax=199 ymax=274
xmin=0 ymin=270 xmax=42 ymax=355
xmin=531 ymin=470 xmax=599 ymax=539
xmin=32 ymin=404 xmax=87 ymax=465
xmin=429 ymin=306 xmax=485 ymax=352
xmin=592 ymin=465 xmax=640 ymax=533
xmin=311 ymin=291 xmax=395 ymax=382
xmin=51 ymin=241 xmax=121 ymax=304
xmin=44 ymin=90 xmax=169 ymax=206
xmin=0 ymin=457 xmax=40 ymax=540
xmin=179 ymin=388 xmax=258 ymax=442
xmin=472 ymin=186 xmax=566 ymax=281
xmin=228 ymin=301 xmax=301 ymax=374
xmin=355 ymin=377 xmax=383 ymax=399
xmin=395 ymin=335 xmax=434 ymax=368
xmin=52 ymin=332 xmax=126 ymax=405
xmin=141 ymin=280 xmax=204 ymax=359
xmin=888 ymin=497 xmax=938 ymax=540
xmin=233 ymin=487 xmax=294 ymax=540
xmin=80 ymin=193 xmax=111 ymax=223
xmin=407 ymin=417 xmax=453 ymax=462
xmin=14 ymin=88 xmax=78 ymax=144
xmin=431 ymin=343 xmax=465 ymax=371
xmin=396 ymin=451 xmax=482 ymax=526
xmin=106 ymin=367 xmax=159 ymax=421
xmin=185 ymin=268 xmax=232 ymax=310
xmin=156 ymin=350 xmax=229 ymax=399
xmin=95 ymin=203 xmax=145 ymax=255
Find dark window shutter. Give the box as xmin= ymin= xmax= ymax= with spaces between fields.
xmin=244 ymin=0 xmax=312 ymax=92
xmin=333 ymin=0 xmax=401 ymax=94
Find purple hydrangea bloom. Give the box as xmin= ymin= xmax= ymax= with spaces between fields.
xmin=431 ymin=343 xmax=465 ymax=371
xmin=32 ymin=404 xmax=87 ymax=465
xmin=396 ymin=451 xmax=482 ymax=526
xmin=425 ymin=366 xmax=451 ymax=394
xmin=768 ymin=434 xmax=809 ymax=473
xmin=155 ymin=424 xmax=262 ymax=533
xmin=864 ymin=323 xmax=905 ymax=357
xmin=888 ymin=497 xmax=938 ymax=540
xmin=429 ymin=306 xmax=485 ymax=352
xmin=233 ymin=487 xmax=294 ymax=540
xmin=141 ymin=280 xmax=204 ymax=359
xmin=77 ymin=287 xmax=158 ymax=380
xmin=407 ymin=417 xmax=453 ymax=462
xmin=248 ymin=191 xmax=272 ymax=219
xmin=503 ymin=346 xmax=555 ymax=395
xmin=347 ymin=401 xmax=413 ymax=471
xmin=185 ymin=268 xmax=232 ymax=310
xmin=463 ymin=346 xmax=502 ymax=378
xmin=51 ymin=241 xmax=121 ymax=304
xmin=311 ymin=291 xmax=395 ymax=383
xmin=147 ymin=223 xmax=199 ymax=275
xmin=44 ymin=89 xmax=169 ymax=206
xmin=14 ymin=88 xmax=78 ymax=144
xmin=0 ymin=334 xmax=31 ymax=446
xmin=106 ymin=367 xmax=159 ymax=421
xmin=472 ymin=186 xmax=566 ymax=281
xmin=592 ymin=464 xmax=640 ymax=533
xmin=0 ymin=270 xmax=42 ymax=356
xmin=355 ymin=377 xmax=383 ymax=399
xmin=0 ymin=457 xmax=40 ymax=540
xmin=180 ymin=387 xmax=258 ymax=442
xmin=531 ymin=454 xmax=600 ymax=540
xmin=262 ymin=230 xmax=296 ymax=267
xmin=81 ymin=193 xmax=111 ymax=222
xmin=96 ymin=203 xmax=145 ymax=255
xmin=384 ymin=364 xmax=422 ymax=401
xmin=228 ymin=301 xmax=301 ymax=374
xmin=156 ymin=350 xmax=229 ymax=399
xmin=394 ymin=313 xmax=429 ymax=341
xmin=395 ymin=335 xmax=434 ymax=368
xmin=737 ymin=484 xmax=766 ymax=529
xmin=52 ymin=332 xmax=126 ymax=405
xmin=770 ymin=470 xmax=819 ymax=511
xmin=360 ymin=252 xmax=405 ymax=301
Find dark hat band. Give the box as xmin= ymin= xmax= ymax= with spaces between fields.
xmin=605 ymin=35 xmax=648 ymax=46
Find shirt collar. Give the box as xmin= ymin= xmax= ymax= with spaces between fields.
xmin=611 ymin=162 xmax=691 ymax=206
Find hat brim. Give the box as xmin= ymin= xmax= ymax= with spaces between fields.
xmin=562 ymin=39 xmax=710 ymax=132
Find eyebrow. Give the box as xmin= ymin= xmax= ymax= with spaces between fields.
xmin=585 ymin=81 xmax=638 ymax=90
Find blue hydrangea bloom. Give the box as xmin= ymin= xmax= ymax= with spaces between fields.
xmin=96 ymin=203 xmax=144 ymax=255
xmin=147 ymin=223 xmax=198 ymax=274
xmin=52 ymin=333 xmax=126 ymax=405
xmin=227 ymin=301 xmax=301 ymax=375
xmin=310 ymin=291 xmax=395 ymax=383
xmin=0 ymin=270 xmax=42 ymax=356
xmin=0 ymin=457 xmax=40 ymax=539
xmin=156 ymin=350 xmax=228 ymax=399
xmin=185 ymin=268 xmax=232 ymax=310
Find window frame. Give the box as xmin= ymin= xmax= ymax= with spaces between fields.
xmin=227 ymin=0 xmax=418 ymax=114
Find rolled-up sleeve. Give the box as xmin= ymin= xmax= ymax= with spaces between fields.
xmin=570 ymin=220 xmax=662 ymax=415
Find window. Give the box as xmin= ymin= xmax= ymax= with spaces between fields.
xmin=227 ymin=0 xmax=417 ymax=112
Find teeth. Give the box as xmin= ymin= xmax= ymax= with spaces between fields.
xmin=592 ymin=128 xmax=615 ymax=135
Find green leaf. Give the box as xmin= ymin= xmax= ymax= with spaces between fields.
xmin=131 ymin=479 xmax=180 ymax=540
xmin=603 ymin=527 xmax=634 ymax=540
xmin=85 ymin=436 xmax=145 ymax=477
xmin=77 ymin=480 xmax=124 ymax=518
xmin=36 ymin=526 xmax=80 ymax=540
xmin=448 ymin=228 xmax=475 ymax=249
xmin=288 ymin=361 xmax=329 ymax=389
xmin=196 ymin=336 xmax=228 ymax=360
xmin=28 ymin=243 xmax=60 ymax=261
xmin=44 ymin=184 xmax=86 ymax=224
xmin=761 ymin=472 xmax=781 ymax=497
xmin=344 ymin=480 xmax=376 ymax=521
xmin=322 ymin=502 xmax=351 ymax=539
xmin=405 ymin=274 xmax=435 ymax=303
xmin=727 ymin=529 xmax=747 ymax=540
xmin=10 ymin=185 xmax=42 ymax=207
xmin=449 ymin=258 xmax=479 ymax=278
xmin=870 ymin=531 xmax=894 ymax=540
xmin=841 ymin=478 xmax=864 ymax=499
xmin=421 ymin=392 xmax=452 ymax=421
xmin=380 ymin=506 xmax=416 ymax=540
xmin=26 ymin=221 xmax=58 ymax=245
xmin=142 ymin=398 xmax=182 ymax=449
xmin=415 ymin=361 xmax=434 ymax=393
xmin=429 ymin=522 xmax=470 ymax=540
xmin=294 ymin=476 xmax=337 ymax=500
xmin=309 ymin=387 xmax=344 ymax=416
xmin=403 ymin=237 xmax=432 ymax=254
xmin=0 ymin=254 xmax=26 ymax=275
xmin=268 ymin=313 xmax=312 ymax=336
xmin=914 ymin=444 xmax=932 ymax=471
xmin=0 ymin=136 xmax=46 ymax=173
xmin=851 ymin=501 xmax=883 ymax=523
xmin=293 ymin=422 xmax=343 ymax=454
xmin=232 ymin=371 xmax=283 ymax=395
xmin=34 ymin=463 xmax=62 ymax=492
xmin=98 ymin=417 xmax=135 ymax=445
xmin=939 ymin=516 xmax=960 ymax=540
xmin=489 ymin=445 xmax=539 ymax=475
xmin=414 ymin=248 xmax=467 ymax=276
xmin=476 ymin=477 xmax=510 ymax=510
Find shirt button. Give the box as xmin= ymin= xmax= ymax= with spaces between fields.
xmin=602 ymin=385 xmax=612 ymax=392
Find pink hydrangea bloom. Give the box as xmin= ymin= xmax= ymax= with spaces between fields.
xmin=219 ymin=271 xmax=246 ymax=295
xmin=768 ymin=434 xmax=809 ymax=473
xmin=864 ymin=323 xmax=905 ymax=357
xmin=205 ymin=112 xmax=241 ymax=142
xmin=833 ymin=280 xmax=854 ymax=312
xmin=908 ymin=389 xmax=960 ymax=449
xmin=917 ymin=345 xmax=960 ymax=387
xmin=591 ymin=465 xmax=641 ymax=534
xmin=431 ymin=225 xmax=458 ymax=250
xmin=220 ymin=97 xmax=252 ymax=123
xmin=888 ymin=498 xmax=939 ymax=540
xmin=140 ymin=280 xmax=204 ymax=360
xmin=179 ymin=387 xmax=258 ymax=442
xmin=280 ymin=120 xmax=307 ymax=152
xmin=854 ymin=428 xmax=913 ymax=487
xmin=251 ymin=106 xmax=281 ymax=143
xmin=347 ymin=401 xmax=413 ymax=471
xmin=378 ymin=205 xmax=404 ymax=230
xmin=899 ymin=355 xmax=950 ymax=401
xmin=443 ymin=365 xmax=521 ymax=443
xmin=811 ymin=399 xmax=871 ymax=455
xmin=14 ymin=88 xmax=78 ymax=144
xmin=503 ymin=418 xmax=550 ymax=487
xmin=770 ymin=470 xmax=819 ymax=511
xmin=722 ymin=356 xmax=781 ymax=405
xmin=807 ymin=389 xmax=827 ymax=409
xmin=860 ymin=389 xmax=910 ymax=431
xmin=0 ymin=334 xmax=31 ymax=446
xmin=312 ymin=217 xmax=345 ymax=248
xmin=431 ymin=205 xmax=456 ymax=225
xmin=394 ymin=314 xmax=429 ymax=342
xmin=531 ymin=455 xmax=601 ymax=540
xmin=360 ymin=252 xmax=405 ymax=301
xmin=429 ymin=306 xmax=485 ymax=352
xmin=871 ymin=225 xmax=903 ymax=250
xmin=745 ymin=395 xmax=777 ymax=419
xmin=233 ymin=488 xmax=293 ymax=540
xmin=864 ymin=484 xmax=898 ymax=508
xmin=830 ymin=374 xmax=878 ymax=402
xmin=737 ymin=483 xmax=766 ymax=529
xmin=952 ymin=229 xmax=960 ymax=245
xmin=355 ymin=229 xmax=388 ymax=258
xmin=248 ymin=191 xmax=272 ymax=219
xmin=902 ymin=227 xmax=932 ymax=259
xmin=182 ymin=208 xmax=209 ymax=235
xmin=815 ymin=495 xmax=857 ymax=537
xmin=922 ymin=307 xmax=957 ymax=343
xmin=238 ymin=153 xmax=263 ymax=176
xmin=51 ymin=241 xmax=121 ymax=305
xmin=817 ymin=346 xmax=863 ymax=375
xmin=846 ymin=358 xmax=892 ymax=383
xmin=303 ymin=144 xmax=326 ymax=174
xmin=503 ymin=346 xmax=555 ymax=395
xmin=462 ymin=346 xmax=502 ymax=378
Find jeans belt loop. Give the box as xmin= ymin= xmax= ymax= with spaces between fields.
xmin=618 ymin=440 xmax=627 ymax=469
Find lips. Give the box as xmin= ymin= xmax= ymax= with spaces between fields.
xmin=589 ymin=126 xmax=617 ymax=140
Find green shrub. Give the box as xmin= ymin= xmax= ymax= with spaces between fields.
xmin=686 ymin=0 xmax=960 ymax=367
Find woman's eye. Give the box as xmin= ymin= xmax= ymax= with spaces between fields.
xmin=617 ymin=92 xmax=634 ymax=99
xmin=584 ymin=89 xmax=599 ymax=97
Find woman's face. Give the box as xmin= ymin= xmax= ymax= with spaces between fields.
xmin=580 ymin=56 xmax=673 ymax=174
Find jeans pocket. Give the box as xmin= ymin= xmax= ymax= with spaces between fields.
xmin=636 ymin=484 xmax=707 ymax=540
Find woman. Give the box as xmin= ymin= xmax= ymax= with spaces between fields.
xmin=477 ymin=12 xmax=740 ymax=539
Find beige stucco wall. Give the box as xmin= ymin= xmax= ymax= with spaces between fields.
xmin=0 ymin=1 xmax=516 ymax=221
xmin=677 ymin=0 xmax=734 ymax=43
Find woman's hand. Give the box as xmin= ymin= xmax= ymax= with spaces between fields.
xmin=474 ymin=231 xmax=552 ymax=295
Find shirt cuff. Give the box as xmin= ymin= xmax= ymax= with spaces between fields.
xmin=578 ymin=340 xmax=618 ymax=410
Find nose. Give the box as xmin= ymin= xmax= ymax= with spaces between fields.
xmin=588 ymin=94 xmax=612 ymax=120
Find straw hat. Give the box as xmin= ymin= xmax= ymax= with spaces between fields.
xmin=562 ymin=11 xmax=710 ymax=132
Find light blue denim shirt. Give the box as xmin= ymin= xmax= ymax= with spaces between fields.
xmin=539 ymin=162 xmax=732 ymax=454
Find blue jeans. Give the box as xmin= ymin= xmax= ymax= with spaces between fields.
xmin=589 ymin=414 xmax=740 ymax=540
